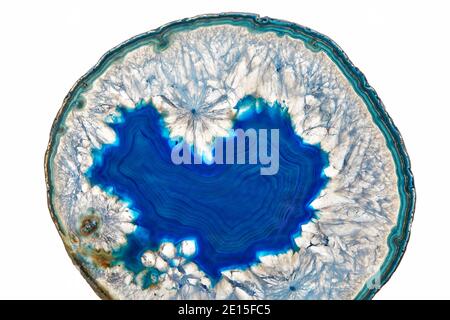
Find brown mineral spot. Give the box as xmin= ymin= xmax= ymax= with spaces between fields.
xmin=79 ymin=215 xmax=100 ymax=236
xmin=69 ymin=231 xmax=79 ymax=244
xmin=91 ymin=250 xmax=113 ymax=269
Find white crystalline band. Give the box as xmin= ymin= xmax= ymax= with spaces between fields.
xmin=51 ymin=24 xmax=400 ymax=299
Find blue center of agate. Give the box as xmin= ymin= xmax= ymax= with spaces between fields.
xmin=87 ymin=96 xmax=328 ymax=280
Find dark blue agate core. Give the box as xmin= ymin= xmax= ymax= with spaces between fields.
xmin=87 ymin=96 xmax=328 ymax=280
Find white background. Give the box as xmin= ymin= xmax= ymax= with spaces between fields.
xmin=0 ymin=0 xmax=449 ymax=299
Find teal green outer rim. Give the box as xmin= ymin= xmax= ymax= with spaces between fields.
xmin=45 ymin=13 xmax=416 ymax=300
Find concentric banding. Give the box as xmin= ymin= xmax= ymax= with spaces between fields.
xmin=45 ymin=14 xmax=415 ymax=300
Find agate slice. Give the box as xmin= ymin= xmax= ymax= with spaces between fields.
xmin=45 ymin=14 xmax=415 ymax=300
